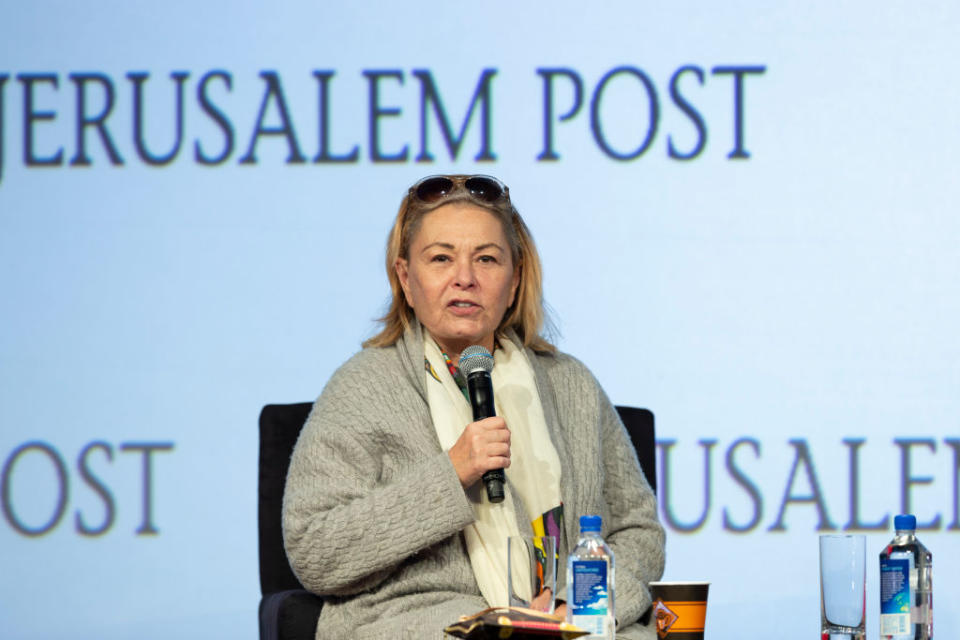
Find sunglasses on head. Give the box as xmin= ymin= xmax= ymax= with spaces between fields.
xmin=410 ymin=175 xmax=510 ymax=205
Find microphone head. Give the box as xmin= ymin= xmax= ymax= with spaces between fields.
xmin=459 ymin=345 xmax=494 ymax=376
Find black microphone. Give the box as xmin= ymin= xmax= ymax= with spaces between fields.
xmin=459 ymin=345 xmax=504 ymax=503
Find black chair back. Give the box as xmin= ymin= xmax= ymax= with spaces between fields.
xmin=258 ymin=402 xmax=313 ymax=596
xmin=614 ymin=406 xmax=657 ymax=494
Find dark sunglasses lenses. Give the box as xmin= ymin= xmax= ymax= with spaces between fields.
xmin=413 ymin=176 xmax=506 ymax=203
xmin=415 ymin=177 xmax=455 ymax=202
xmin=464 ymin=176 xmax=504 ymax=202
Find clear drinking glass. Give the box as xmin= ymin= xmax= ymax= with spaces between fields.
xmin=507 ymin=535 xmax=557 ymax=613
xmin=819 ymin=534 xmax=866 ymax=640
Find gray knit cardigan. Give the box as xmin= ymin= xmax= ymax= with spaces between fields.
xmin=282 ymin=322 xmax=665 ymax=639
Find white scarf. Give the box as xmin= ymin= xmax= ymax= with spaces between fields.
xmin=425 ymin=336 xmax=563 ymax=607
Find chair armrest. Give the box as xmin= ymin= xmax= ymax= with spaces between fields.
xmin=259 ymin=589 xmax=324 ymax=640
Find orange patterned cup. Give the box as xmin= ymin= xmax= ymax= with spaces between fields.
xmin=649 ymin=581 xmax=710 ymax=639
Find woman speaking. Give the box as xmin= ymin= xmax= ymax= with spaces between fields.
xmin=282 ymin=175 xmax=664 ymax=639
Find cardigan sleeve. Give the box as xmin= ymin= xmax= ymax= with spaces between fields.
xmin=281 ymin=352 xmax=476 ymax=597
xmin=537 ymin=349 xmax=665 ymax=630
xmin=597 ymin=387 xmax=665 ymax=629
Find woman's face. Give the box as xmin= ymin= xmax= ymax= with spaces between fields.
xmin=396 ymin=202 xmax=520 ymax=358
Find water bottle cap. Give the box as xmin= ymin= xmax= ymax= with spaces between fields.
xmin=894 ymin=514 xmax=916 ymax=530
xmin=579 ymin=515 xmax=602 ymax=532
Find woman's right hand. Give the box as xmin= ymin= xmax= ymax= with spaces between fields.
xmin=447 ymin=416 xmax=511 ymax=489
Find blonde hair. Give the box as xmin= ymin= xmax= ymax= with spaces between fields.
xmin=364 ymin=176 xmax=555 ymax=353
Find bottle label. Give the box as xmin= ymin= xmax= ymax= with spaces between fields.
xmin=570 ymin=560 xmax=609 ymax=615
xmin=879 ymin=552 xmax=913 ymax=637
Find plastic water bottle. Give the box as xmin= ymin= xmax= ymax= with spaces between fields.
xmin=879 ymin=514 xmax=933 ymax=639
xmin=566 ymin=515 xmax=615 ymax=640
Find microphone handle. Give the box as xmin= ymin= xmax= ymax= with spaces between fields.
xmin=466 ymin=371 xmax=505 ymax=503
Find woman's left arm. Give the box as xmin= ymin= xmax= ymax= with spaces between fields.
xmin=598 ymin=393 xmax=665 ymax=628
